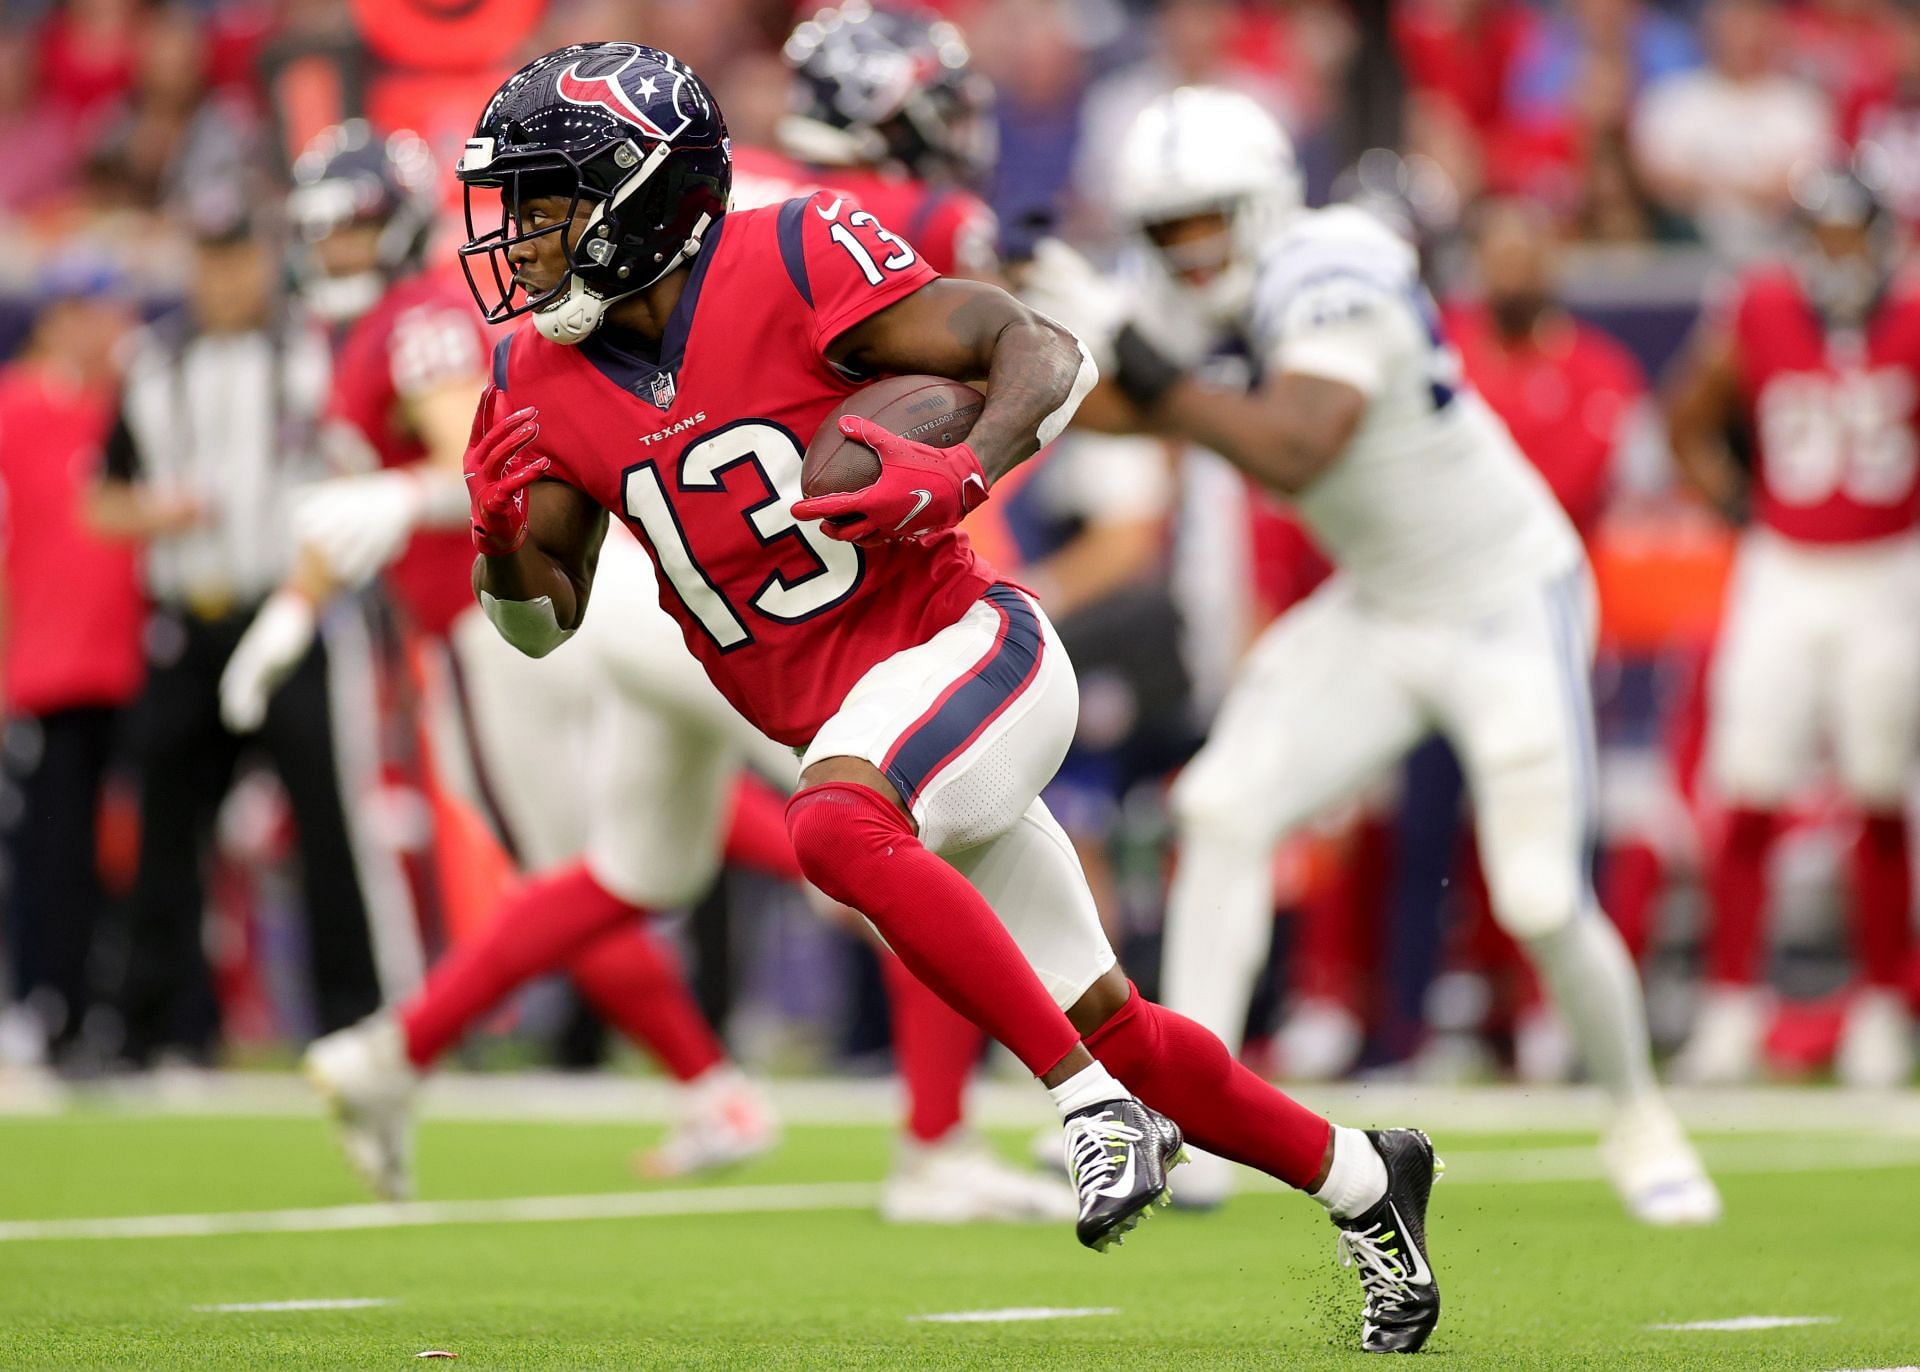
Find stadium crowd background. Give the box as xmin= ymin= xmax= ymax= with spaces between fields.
xmin=0 ymin=0 xmax=1916 ymax=1086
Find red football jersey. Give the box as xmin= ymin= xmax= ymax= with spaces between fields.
xmin=327 ymin=270 xmax=491 ymax=636
xmin=1446 ymin=303 xmax=1643 ymax=538
xmin=1730 ymin=266 xmax=1920 ymax=544
xmin=492 ymin=193 xmax=997 ymax=747
xmin=730 ymin=144 xmax=996 ymax=278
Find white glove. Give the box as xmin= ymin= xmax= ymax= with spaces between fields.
xmin=1016 ymin=237 xmax=1132 ymax=374
xmin=291 ymin=470 xmax=425 ymax=587
xmin=220 ymin=591 xmax=317 ymax=733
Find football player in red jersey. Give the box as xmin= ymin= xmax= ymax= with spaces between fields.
xmin=1667 ymin=165 xmax=1920 ymax=1088
xmin=457 ymin=40 xmax=1441 ymax=1340
xmin=733 ymin=1 xmax=999 ymax=283
xmin=222 ymin=124 xmax=781 ymax=1198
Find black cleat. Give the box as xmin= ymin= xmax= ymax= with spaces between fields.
xmin=1333 ymin=1127 xmax=1443 ymax=1354
xmin=1063 ymin=1097 xmax=1185 ymax=1252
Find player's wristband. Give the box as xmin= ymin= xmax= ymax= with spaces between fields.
xmin=1111 ymin=324 xmax=1186 ymax=411
xmin=479 ymin=590 xmax=575 ymax=658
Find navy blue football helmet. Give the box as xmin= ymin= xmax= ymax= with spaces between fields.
xmin=288 ymin=120 xmax=437 ymax=322
xmin=456 ymin=42 xmax=731 ymax=344
xmin=781 ymin=3 xmax=994 ymax=187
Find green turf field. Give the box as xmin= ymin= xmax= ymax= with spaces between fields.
xmin=0 ymin=1099 xmax=1914 ymax=1370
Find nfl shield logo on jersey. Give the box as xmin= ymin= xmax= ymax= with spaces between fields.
xmin=649 ymin=371 xmax=677 ymax=410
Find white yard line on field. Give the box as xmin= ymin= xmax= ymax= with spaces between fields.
xmin=0 ymin=1181 xmax=880 ymax=1243
xmin=7 ymin=1072 xmax=1920 ymax=1138
xmin=1650 ymin=1316 xmax=1839 ymax=1332
xmin=909 ymin=1308 xmax=1119 ymax=1324
xmin=192 ymin=1298 xmax=394 ymax=1313
xmin=0 ymin=1134 xmax=1912 ymax=1245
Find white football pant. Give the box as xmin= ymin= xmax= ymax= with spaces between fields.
xmin=1164 ymin=564 xmax=1655 ymax=1103
xmin=1707 ymin=530 xmax=1920 ymax=809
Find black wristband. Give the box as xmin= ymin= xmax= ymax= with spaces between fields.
xmin=1112 ymin=323 xmax=1186 ymax=411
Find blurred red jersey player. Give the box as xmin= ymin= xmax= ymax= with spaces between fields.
xmin=1666 ymin=165 xmax=1920 ymax=1088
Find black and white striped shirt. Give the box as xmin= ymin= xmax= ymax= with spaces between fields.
xmin=103 ymin=311 xmax=332 ymax=610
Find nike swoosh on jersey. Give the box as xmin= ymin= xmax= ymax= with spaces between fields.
xmin=1387 ymin=1202 xmax=1433 ymax=1286
xmin=892 ymin=489 xmax=934 ymax=532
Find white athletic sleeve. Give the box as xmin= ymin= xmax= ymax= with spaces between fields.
xmin=1259 ymin=274 xmax=1412 ymax=400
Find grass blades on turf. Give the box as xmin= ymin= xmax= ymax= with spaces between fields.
xmin=0 ymin=1111 xmax=1913 ymax=1370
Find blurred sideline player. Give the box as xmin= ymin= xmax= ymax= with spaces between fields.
xmin=1665 ymin=165 xmax=1920 ymax=1088
xmin=458 ymin=41 xmax=1443 ymax=1351
xmin=217 ymin=123 xmax=780 ymax=1193
xmin=1025 ymin=87 xmax=1719 ymax=1224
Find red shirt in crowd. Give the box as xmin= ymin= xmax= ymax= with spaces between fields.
xmin=1445 ymin=302 xmax=1645 ymax=537
xmin=0 ymin=362 xmax=144 ymax=717
xmin=1392 ymin=0 xmax=1536 ymax=136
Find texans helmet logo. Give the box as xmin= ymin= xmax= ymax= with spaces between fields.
xmin=554 ymin=51 xmax=694 ymax=142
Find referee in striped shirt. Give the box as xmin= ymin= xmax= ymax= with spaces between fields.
xmin=88 ymin=197 xmax=382 ymax=1065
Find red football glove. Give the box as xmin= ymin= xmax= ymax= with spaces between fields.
xmin=464 ymin=397 xmax=549 ymax=556
xmin=791 ymin=416 xmax=990 ymax=545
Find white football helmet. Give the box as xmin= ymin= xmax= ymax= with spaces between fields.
xmin=1111 ymin=87 xmax=1301 ymax=325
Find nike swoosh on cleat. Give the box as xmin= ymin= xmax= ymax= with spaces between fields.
xmin=1092 ymin=1153 xmax=1138 ymax=1201
xmin=892 ymin=490 xmax=934 ymax=532
xmin=1386 ymin=1201 xmax=1432 ymax=1286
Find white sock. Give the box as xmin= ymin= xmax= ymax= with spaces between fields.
xmin=1311 ymin=1126 xmax=1388 ymax=1218
xmin=1047 ymin=1061 xmax=1128 ymax=1117
xmin=1524 ymin=913 xmax=1656 ymax=1107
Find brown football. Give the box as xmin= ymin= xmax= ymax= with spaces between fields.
xmin=801 ymin=376 xmax=986 ymax=515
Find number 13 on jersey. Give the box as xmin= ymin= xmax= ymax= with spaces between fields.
xmin=621 ymin=421 xmax=864 ymax=650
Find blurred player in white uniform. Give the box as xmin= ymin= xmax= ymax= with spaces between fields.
xmin=1024 ymin=87 xmax=1720 ymax=1225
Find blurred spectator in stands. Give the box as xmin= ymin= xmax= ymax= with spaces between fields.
xmin=33 ymin=0 xmax=145 ymax=127
xmin=0 ymin=26 xmax=84 ymax=222
xmin=1788 ymin=0 xmax=1900 ymax=115
xmin=0 ymin=256 xmax=140 ymax=1072
xmin=1227 ymin=0 xmax=1357 ymax=143
xmin=1394 ymin=0 xmax=1536 ymax=202
xmin=1844 ymin=0 xmax=1920 ymax=225
xmin=1633 ymin=0 xmax=1833 ymax=261
xmin=970 ymin=0 xmax=1086 ymax=235
xmin=1570 ymin=126 xmax=1690 ymax=243
xmin=88 ymin=194 xmax=382 ymax=1066
xmin=1503 ymin=0 xmax=1700 ymax=207
xmin=89 ymin=5 xmax=259 ymax=212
